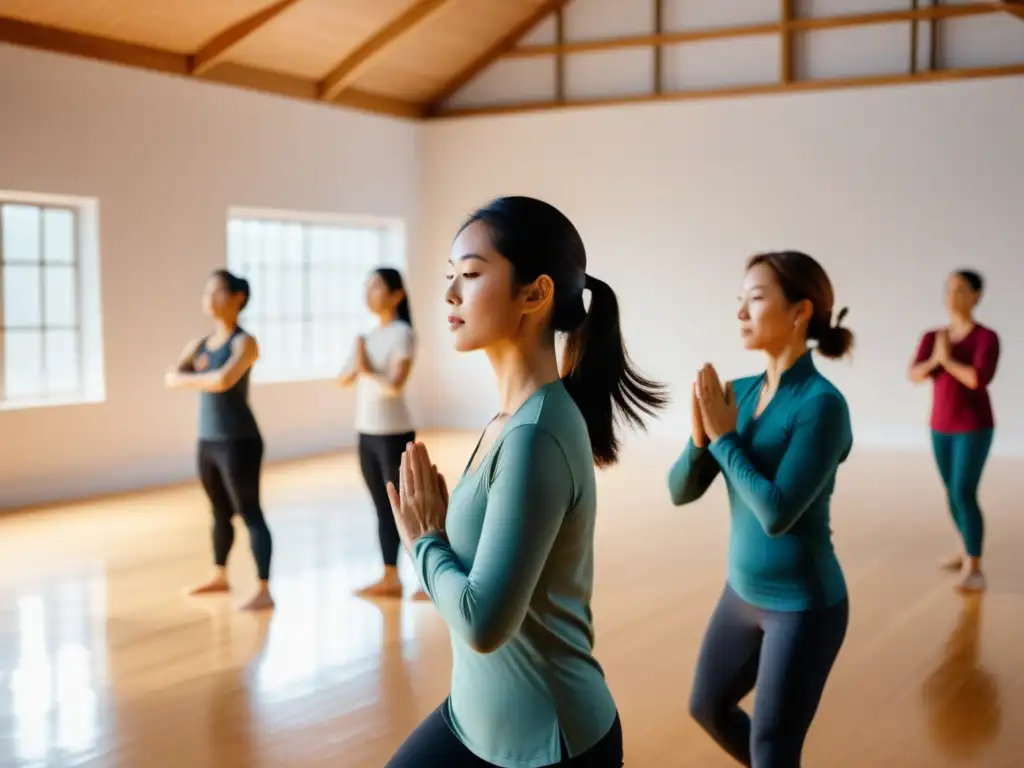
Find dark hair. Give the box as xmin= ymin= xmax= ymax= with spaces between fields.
xmin=374 ymin=267 xmax=412 ymax=328
xmin=460 ymin=196 xmax=668 ymax=467
xmin=746 ymin=251 xmax=853 ymax=360
xmin=954 ymin=269 xmax=984 ymax=294
xmin=210 ymin=268 xmax=250 ymax=310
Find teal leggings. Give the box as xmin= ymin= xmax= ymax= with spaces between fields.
xmin=931 ymin=430 xmax=993 ymax=558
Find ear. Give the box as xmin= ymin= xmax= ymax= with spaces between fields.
xmin=519 ymin=274 xmax=555 ymax=316
xmin=792 ymin=298 xmax=813 ymax=329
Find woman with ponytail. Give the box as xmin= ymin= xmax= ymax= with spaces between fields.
xmin=385 ymin=196 xmax=666 ymax=766
xmin=337 ymin=267 xmax=426 ymax=600
xmin=669 ymin=251 xmax=853 ymax=766
xmin=165 ymin=269 xmax=274 ymax=611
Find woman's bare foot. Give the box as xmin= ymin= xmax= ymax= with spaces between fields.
xmin=939 ymin=554 xmax=964 ymax=572
xmin=956 ymin=558 xmax=986 ymax=593
xmin=355 ymin=577 xmax=403 ymax=599
xmin=410 ymin=588 xmax=430 ymax=602
xmin=187 ymin=569 xmax=230 ymax=596
xmin=238 ymin=583 xmax=274 ymax=611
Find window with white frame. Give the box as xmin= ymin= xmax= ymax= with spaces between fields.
xmin=0 ymin=194 xmax=104 ymax=408
xmin=226 ymin=210 xmax=404 ymax=383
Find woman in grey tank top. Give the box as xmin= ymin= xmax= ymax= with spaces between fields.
xmin=165 ymin=269 xmax=274 ymax=612
xmin=337 ymin=268 xmax=425 ymax=600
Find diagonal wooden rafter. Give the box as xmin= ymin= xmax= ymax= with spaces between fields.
xmin=425 ymin=0 xmax=576 ymax=115
xmin=992 ymin=1 xmax=1024 ymax=20
xmin=319 ymin=0 xmax=455 ymax=102
xmin=190 ymin=0 xmax=305 ymax=76
xmin=0 ymin=17 xmax=423 ymax=119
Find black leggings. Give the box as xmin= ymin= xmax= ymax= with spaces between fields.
xmin=689 ymin=585 xmax=848 ymax=767
xmin=197 ymin=438 xmax=272 ymax=581
xmin=386 ymin=700 xmax=624 ymax=767
xmin=358 ymin=431 xmax=414 ymax=567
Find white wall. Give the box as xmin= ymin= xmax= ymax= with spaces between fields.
xmin=417 ymin=76 xmax=1024 ymax=456
xmin=0 ymin=43 xmax=420 ymax=509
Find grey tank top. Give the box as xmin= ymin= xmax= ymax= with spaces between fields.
xmin=194 ymin=327 xmax=261 ymax=442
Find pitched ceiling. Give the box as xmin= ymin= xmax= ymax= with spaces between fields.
xmin=0 ymin=0 xmax=1021 ymax=120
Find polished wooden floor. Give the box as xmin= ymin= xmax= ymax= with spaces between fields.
xmin=0 ymin=431 xmax=1021 ymax=767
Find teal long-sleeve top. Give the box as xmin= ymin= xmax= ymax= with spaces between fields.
xmin=411 ymin=380 xmax=617 ymax=768
xmin=669 ymin=351 xmax=852 ymax=611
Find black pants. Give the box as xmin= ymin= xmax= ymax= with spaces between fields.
xmin=689 ymin=585 xmax=848 ymax=767
xmin=358 ymin=431 xmax=414 ymax=567
xmin=197 ymin=438 xmax=272 ymax=581
xmin=386 ymin=700 xmax=624 ymax=767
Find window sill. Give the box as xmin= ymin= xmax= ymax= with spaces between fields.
xmin=250 ymin=373 xmax=340 ymax=386
xmin=0 ymin=393 xmax=106 ymax=412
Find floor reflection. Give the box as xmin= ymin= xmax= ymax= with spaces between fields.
xmin=921 ymin=593 xmax=1001 ymax=760
xmin=254 ymin=564 xmax=420 ymax=703
xmin=0 ymin=567 xmax=108 ymax=766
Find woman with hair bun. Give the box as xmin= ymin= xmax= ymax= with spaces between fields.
xmin=668 ymin=251 xmax=853 ymax=767
xmin=909 ymin=268 xmax=1000 ymax=593
xmin=165 ymin=268 xmax=274 ymax=612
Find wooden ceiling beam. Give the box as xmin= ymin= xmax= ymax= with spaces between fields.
xmin=504 ymin=2 xmax=999 ymax=58
xmin=432 ymin=63 xmax=1024 ymax=119
xmin=425 ymin=0 xmax=576 ymax=115
xmin=319 ymin=0 xmax=455 ymax=102
xmin=0 ymin=17 xmax=422 ymax=119
xmin=190 ymin=0 xmax=305 ymax=76
xmin=992 ymin=2 xmax=1024 ymax=20
xmin=0 ymin=16 xmax=187 ymax=74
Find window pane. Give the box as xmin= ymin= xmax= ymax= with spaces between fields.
xmin=2 ymin=204 xmax=41 ymax=262
xmin=3 ymin=264 xmax=42 ymax=328
xmin=310 ymin=226 xmax=338 ymax=265
xmin=4 ymin=329 xmax=43 ymax=399
xmin=43 ymin=209 xmax=75 ymax=264
xmin=242 ymin=220 xmax=263 ymax=266
xmin=265 ymin=267 xmax=285 ymax=319
xmin=282 ymin=267 xmax=304 ymax=319
xmin=283 ymin=223 xmax=303 ymax=266
xmin=261 ymin=221 xmax=284 ymax=265
xmin=310 ymin=264 xmax=334 ymax=319
xmin=44 ymin=265 xmax=77 ymax=327
xmin=282 ymin=320 xmax=304 ymax=373
xmin=358 ymin=229 xmax=381 ymax=269
xmin=44 ymin=329 xmax=79 ymax=394
xmin=246 ymin=264 xmax=265 ymax=320
xmin=227 ymin=218 xmax=244 ymax=273
xmin=343 ymin=268 xmax=365 ymax=318
xmin=263 ymin=321 xmax=285 ymax=375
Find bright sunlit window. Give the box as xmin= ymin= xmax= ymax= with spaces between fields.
xmin=0 ymin=193 xmax=104 ymax=409
xmin=226 ymin=208 xmax=405 ymax=384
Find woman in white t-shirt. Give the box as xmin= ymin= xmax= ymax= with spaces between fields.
xmin=338 ymin=268 xmax=426 ymax=599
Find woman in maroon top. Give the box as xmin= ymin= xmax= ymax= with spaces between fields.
xmin=909 ymin=269 xmax=1000 ymax=592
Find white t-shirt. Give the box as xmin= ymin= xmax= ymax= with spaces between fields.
xmin=352 ymin=320 xmax=416 ymax=435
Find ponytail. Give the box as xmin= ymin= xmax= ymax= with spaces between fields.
xmin=374 ymin=267 xmax=413 ymax=329
xmin=457 ymin=195 xmax=668 ymax=467
xmin=560 ymin=274 xmax=669 ymax=467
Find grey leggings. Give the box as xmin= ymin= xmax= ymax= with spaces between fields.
xmin=689 ymin=585 xmax=848 ymax=767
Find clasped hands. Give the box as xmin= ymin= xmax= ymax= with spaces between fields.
xmin=691 ymin=363 xmax=738 ymax=448
xmin=932 ymin=329 xmax=951 ymax=366
xmin=387 ymin=441 xmax=450 ymax=548
xmin=354 ymin=336 xmax=372 ymax=374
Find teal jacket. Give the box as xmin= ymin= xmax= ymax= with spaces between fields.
xmin=669 ymin=351 xmax=852 ymax=611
